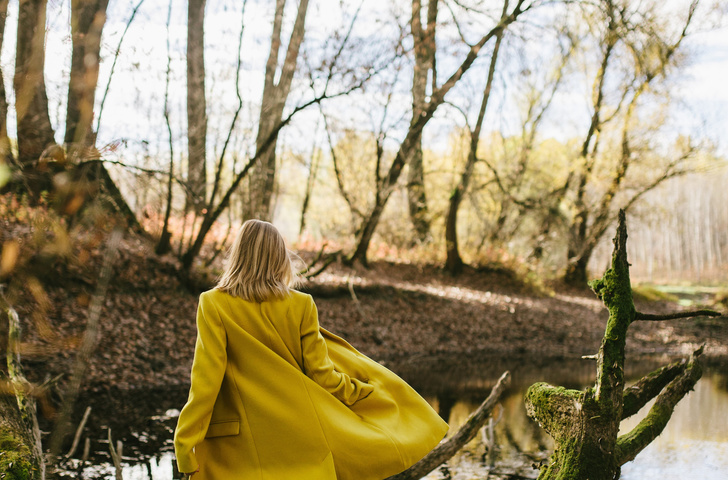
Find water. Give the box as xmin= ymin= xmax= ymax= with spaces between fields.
xmin=49 ymin=357 xmax=728 ymax=479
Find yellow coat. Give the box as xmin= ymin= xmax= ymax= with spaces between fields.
xmin=174 ymin=289 xmax=448 ymax=480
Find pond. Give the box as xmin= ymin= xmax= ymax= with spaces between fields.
xmin=47 ymin=355 xmax=728 ymax=480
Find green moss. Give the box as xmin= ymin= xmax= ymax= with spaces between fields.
xmin=0 ymin=425 xmax=34 ymax=480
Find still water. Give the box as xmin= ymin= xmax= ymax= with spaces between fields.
xmin=52 ymin=357 xmax=728 ymax=480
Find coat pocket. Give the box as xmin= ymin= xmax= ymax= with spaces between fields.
xmin=205 ymin=419 xmax=240 ymax=438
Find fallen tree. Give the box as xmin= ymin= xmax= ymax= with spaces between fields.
xmin=525 ymin=210 xmax=723 ymax=479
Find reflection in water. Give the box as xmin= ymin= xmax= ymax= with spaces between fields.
xmin=619 ymin=376 xmax=728 ymax=480
xmin=419 ymin=366 xmax=728 ymax=480
xmin=50 ymin=360 xmax=728 ymax=479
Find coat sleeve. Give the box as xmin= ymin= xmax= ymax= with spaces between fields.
xmin=174 ymin=293 xmax=227 ymax=474
xmin=300 ymin=295 xmax=374 ymax=406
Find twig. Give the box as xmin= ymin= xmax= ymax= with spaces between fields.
xmin=65 ymin=405 xmax=92 ymax=459
xmin=96 ymin=0 xmax=147 ymax=134
xmin=304 ymin=251 xmax=340 ymax=279
xmin=108 ymin=428 xmax=123 ymax=480
xmin=347 ymin=276 xmax=359 ymax=304
xmin=634 ymin=310 xmax=722 ymax=321
xmin=300 ymin=243 xmax=329 ymax=276
xmin=82 ymin=437 xmax=91 ymax=462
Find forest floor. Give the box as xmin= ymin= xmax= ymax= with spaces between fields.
xmin=6 ymin=229 xmax=727 ymax=395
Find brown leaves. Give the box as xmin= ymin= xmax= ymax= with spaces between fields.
xmin=0 ymin=239 xmax=20 ymax=277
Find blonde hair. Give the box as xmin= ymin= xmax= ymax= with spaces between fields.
xmin=216 ymin=220 xmax=299 ymax=302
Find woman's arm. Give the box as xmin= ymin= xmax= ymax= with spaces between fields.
xmin=300 ymin=295 xmax=374 ymax=406
xmin=174 ymin=293 xmax=228 ymax=474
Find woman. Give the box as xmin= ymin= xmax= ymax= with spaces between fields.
xmin=174 ymin=220 xmax=448 ymax=480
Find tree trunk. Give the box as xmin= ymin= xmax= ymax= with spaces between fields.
xmin=186 ymin=0 xmax=207 ymax=214
xmin=525 ymin=210 xmax=718 ymax=479
xmin=299 ymin=136 xmax=320 ymax=236
xmin=0 ymin=0 xmax=12 ymax=164
xmin=563 ymin=243 xmax=592 ymax=287
xmin=406 ymin=0 xmax=438 ymax=243
xmin=444 ymin=6 xmax=505 ymax=274
xmin=15 ymin=0 xmax=56 ymax=166
xmin=65 ymin=0 xmax=109 ymax=154
xmin=249 ymin=0 xmax=310 ymax=221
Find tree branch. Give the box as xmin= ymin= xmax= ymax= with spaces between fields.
xmin=634 ymin=310 xmax=722 ymax=321
xmin=525 ymin=382 xmax=582 ymax=437
xmin=621 ymin=361 xmax=685 ymax=419
xmin=385 ymin=371 xmax=510 ymax=480
xmin=96 ymin=0 xmax=147 ymax=135
xmin=615 ymin=348 xmax=703 ymax=466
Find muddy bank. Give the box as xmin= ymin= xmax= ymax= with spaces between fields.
xmin=9 ymin=237 xmax=726 ymax=395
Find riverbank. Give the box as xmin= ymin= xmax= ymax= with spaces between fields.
xmin=11 ymin=233 xmax=727 ymax=395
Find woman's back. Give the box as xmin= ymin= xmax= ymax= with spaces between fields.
xmin=174 ymin=220 xmax=447 ymax=480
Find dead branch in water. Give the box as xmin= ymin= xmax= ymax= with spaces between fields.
xmin=385 ymin=371 xmax=511 ymax=480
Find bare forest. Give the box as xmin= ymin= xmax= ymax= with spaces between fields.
xmin=0 ymin=0 xmax=727 ymax=479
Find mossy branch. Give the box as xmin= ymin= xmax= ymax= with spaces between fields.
xmin=524 ymin=383 xmax=583 ymax=438
xmin=634 ymin=310 xmax=722 ymax=321
xmin=615 ymin=348 xmax=703 ymax=466
xmin=593 ymin=209 xmax=634 ymax=405
xmin=2 ymin=301 xmax=46 ymax=480
xmin=385 ymin=371 xmax=510 ymax=480
xmin=621 ymin=361 xmax=685 ymax=420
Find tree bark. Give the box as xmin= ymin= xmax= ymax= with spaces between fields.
xmin=186 ymin=0 xmax=207 ymax=214
xmin=248 ymin=0 xmax=310 ymax=221
xmin=406 ymin=0 xmax=438 ymax=243
xmin=15 ymin=0 xmax=56 ymax=166
xmin=65 ymin=0 xmax=109 ymax=154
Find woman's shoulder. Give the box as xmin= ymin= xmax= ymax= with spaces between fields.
xmin=200 ymin=288 xmax=224 ymax=300
xmin=288 ymin=289 xmax=312 ymax=304
xmin=199 ymin=287 xmax=311 ymax=308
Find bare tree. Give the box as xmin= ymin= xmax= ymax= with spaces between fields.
xmin=248 ymin=0 xmax=311 ymax=221
xmin=347 ymin=0 xmax=535 ymax=267
xmin=156 ymin=0 xmax=175 ymax=255
xmin=444 ymin=1 xmax=507 ymax=274
xmin=562 ymin=0 xmax=700 ymax=285
xmin=180 ymin=1 xmax=375 ymax=272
